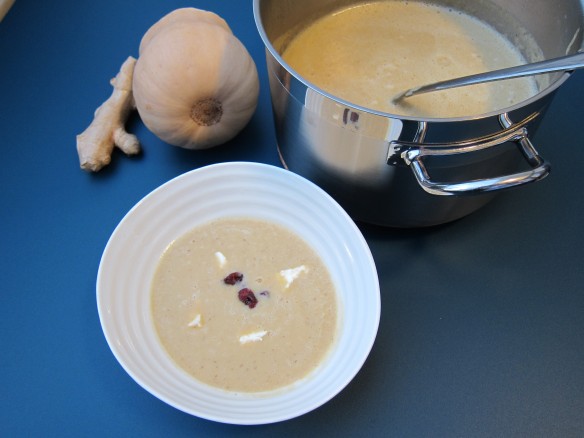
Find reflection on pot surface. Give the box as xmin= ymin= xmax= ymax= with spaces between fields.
xmin=255 ymin=0 xmax=584 ymax=227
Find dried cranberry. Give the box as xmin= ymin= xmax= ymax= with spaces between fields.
xmin=223 ymin=272 xmax=243 ymax=285
xmin=238 ymin=288 xmax=258 ymax=309
xmin=342 ymin=108 xmax=349 ymax=124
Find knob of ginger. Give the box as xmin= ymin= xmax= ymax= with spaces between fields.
xmin=76 ymin=56 xmax=140 ymax=172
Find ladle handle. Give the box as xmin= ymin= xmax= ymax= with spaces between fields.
xmin=400 ymin=51 xmax=584 ymax=99
xmin=392 ymin=128 xmax=550 ymax=196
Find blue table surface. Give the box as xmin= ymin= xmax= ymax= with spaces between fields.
xmin=2 ymin=1 xmax=584 ymax=436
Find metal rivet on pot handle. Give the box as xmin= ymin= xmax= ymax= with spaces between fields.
xmin=390 ymin=127 xmax=551 ymax=196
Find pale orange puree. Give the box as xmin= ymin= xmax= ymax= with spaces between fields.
xmin=280 ymin=1 xmax=538 ymax=118
xmin=151 ymin=217 xmax=338 ymax=393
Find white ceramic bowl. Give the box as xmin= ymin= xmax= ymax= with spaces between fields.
xmin=97 ymin=162 xmax=380 ymax=425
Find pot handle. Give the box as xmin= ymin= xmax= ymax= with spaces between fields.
xmin=391 ymin=127 xmax=551 ymax=196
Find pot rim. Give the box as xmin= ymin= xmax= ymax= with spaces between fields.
xmin=252 ymin=0 xmax=572 ymax=123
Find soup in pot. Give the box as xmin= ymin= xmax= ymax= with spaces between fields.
xmin=280 ymin=0 xmax=539 ymax=118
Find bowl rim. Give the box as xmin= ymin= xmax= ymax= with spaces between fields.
xmin=96 ymin=161 xmax=380 ymax=425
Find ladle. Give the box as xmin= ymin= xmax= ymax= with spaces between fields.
xmin=393 ymin=51 xmax=584 ymax=103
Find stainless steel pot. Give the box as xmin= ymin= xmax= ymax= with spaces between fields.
xmin=253 ymin=0 xmax=584 ymax=227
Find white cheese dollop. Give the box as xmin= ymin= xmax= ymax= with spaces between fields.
xmin=187 ymin=314 xmax=203 ymax=328
xmin=280 ymin=265 xmax=309 ymax=288
xmin=239 ymin=330 xmax=268 ymax=344
xmin=214 ymin=251 xmax=227 ymax=268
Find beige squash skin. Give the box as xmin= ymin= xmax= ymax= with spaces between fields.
xmin=138 ymin=8 xmax=230 ymax=54
xmin=133 ymin=9 xmax=259 ymax=149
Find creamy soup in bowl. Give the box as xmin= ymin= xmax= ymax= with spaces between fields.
xmin=97 ymin=162 xmax=380 ymax=424
xmin=151 ymin=217 xmax=338 ymax=393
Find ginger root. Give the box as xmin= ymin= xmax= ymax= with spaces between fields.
xmin=76 ymin=56 xmax=140 ymax=172
xmin=0 ymin=0 xmax=15 ymax=22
